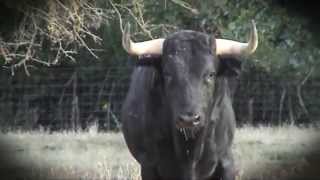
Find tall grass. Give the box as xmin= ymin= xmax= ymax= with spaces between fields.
xmin=234 ymin=125 xmax=320 ymax=180
xmin=0 ymin=125 xmax=319 ymax=179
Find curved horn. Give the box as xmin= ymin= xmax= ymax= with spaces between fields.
xmin=122 ymin=23 xmax=164 ymax=56
xmin=216 ymin=20 xmax=258 ymax=57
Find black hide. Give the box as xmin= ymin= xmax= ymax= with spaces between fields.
xmin=121 ymin=30 xmax=241 ymax=180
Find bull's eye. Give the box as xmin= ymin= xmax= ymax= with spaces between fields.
xmin=205 ymin=72 xmax=216 ymax=84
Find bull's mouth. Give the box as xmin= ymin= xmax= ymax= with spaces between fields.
xmin=176 ymin=120 xmax=201 ymax=140
xmin=176 ymin=118 xmax=201 ymax=129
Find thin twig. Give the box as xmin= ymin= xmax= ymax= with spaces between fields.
xmin=109 ymin=0 xmax=124 ymax=34
xmin=169 ymin=0 xmax=199 ymax=14
xmin=2 ymin=0 xmax=105 ymax=74
xmin=301 ymin=67 xmax=314 ymax=85
xmin=75 ymin=33 xmax=99 ymax=59
xmin=117 ymin=5 xmax=154 ymax=39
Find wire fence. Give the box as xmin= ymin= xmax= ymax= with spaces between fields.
xmin=0 ymin=63 xmax=319 ymax=132
xmin=234 ymin=76 xmax=320 ymax=126
xmin=0 ymin=64 xmax=132 ymax=131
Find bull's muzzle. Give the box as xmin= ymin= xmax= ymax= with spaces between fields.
xmin=176 ymin=113 xmax=201 ymax=128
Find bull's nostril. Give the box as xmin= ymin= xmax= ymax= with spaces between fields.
xmin=177 ymin=113 xmax=201 ymax=127
xmin=192 ymin=114 xmax=201 ymax=125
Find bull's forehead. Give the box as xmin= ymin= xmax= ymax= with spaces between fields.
xmin=167 ymin=30 xmax=210 ymax=41
xmin=162 ymin=30 xmax=216 ymax=74
xmin=164 ymin=30 xmax=212 ymax=53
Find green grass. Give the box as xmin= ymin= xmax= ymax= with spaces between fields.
xmin=0 ymin=125 xmax=319 ymax=180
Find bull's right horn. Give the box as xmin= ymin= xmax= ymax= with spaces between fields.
xmin=216 ymin=20 xmax=258 ymax=57
xmin=122 ymin=23 xmax=164 ymax=56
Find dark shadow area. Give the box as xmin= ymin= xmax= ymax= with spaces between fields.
xmin=278 ymin=138 xmax=320 ymax=180
xmin=0 ymin=140 xmax=33 ymax=179
xmin=0 ymin=2 xmax=23 ymax=40
xmin=274 ymin=0 xmax=320 ymax=46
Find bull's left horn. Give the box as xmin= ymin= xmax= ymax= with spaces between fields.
xmin=122 ymin=23 xmax=164 ymax=56
xmin=216 ymin=20 xmax=258 ymax=57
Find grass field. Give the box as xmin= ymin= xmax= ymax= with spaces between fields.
xmin=0 ymin=125 xmax=319 ymax=180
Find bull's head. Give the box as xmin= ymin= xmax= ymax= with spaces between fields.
xmin=122 ymin=21 xmax=258 ymax=130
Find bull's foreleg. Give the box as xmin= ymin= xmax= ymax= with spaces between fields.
xmin=210 ymin=154 xmax=235 ymax=180
xmin=141 ymin=165 xmax=161 ymax=180
xmin=220 ymin=152 xmax=236 ymax=180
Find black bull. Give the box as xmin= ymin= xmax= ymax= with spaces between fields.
xmin=121 ymin=31 xmax=244 ymax=180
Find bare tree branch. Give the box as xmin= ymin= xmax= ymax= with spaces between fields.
xmin=296 ymin=67 xmax=314 ymax=116
xmin=1 ymin=0 xmax=106 ymax=75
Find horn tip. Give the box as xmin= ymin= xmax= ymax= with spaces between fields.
xmin=251 ymin=19 xmax=256 ymax=26
xmin=122 ymin=22 xmax=133 ymax=54
xmin=250 ymin=19 xmax=257 ymax=33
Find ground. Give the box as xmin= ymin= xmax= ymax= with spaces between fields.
xmin=0 ymin=125 xmax=319 ymax=180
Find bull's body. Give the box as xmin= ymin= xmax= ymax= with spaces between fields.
xmin=122 ymin=67 xmax=237 ymax=180
xmin=121 ymin=30 xmax=244 ymax=180
xmin=121 ymin=20 xmax=258 ymax=179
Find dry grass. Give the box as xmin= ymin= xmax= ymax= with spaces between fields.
xmin=0 ymin=125 xmax=319 ymax=180
xmin=0 ymin=130 xmax=140 ymax=179
xmin=234 ymin=125 xmax=320 ymax=180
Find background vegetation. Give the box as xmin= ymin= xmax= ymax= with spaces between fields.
xmin=0 ymin=0 xmax=319 ymax=131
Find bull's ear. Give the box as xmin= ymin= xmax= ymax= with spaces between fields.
xmin=216 ymin=56 xmax=242 ymax=77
